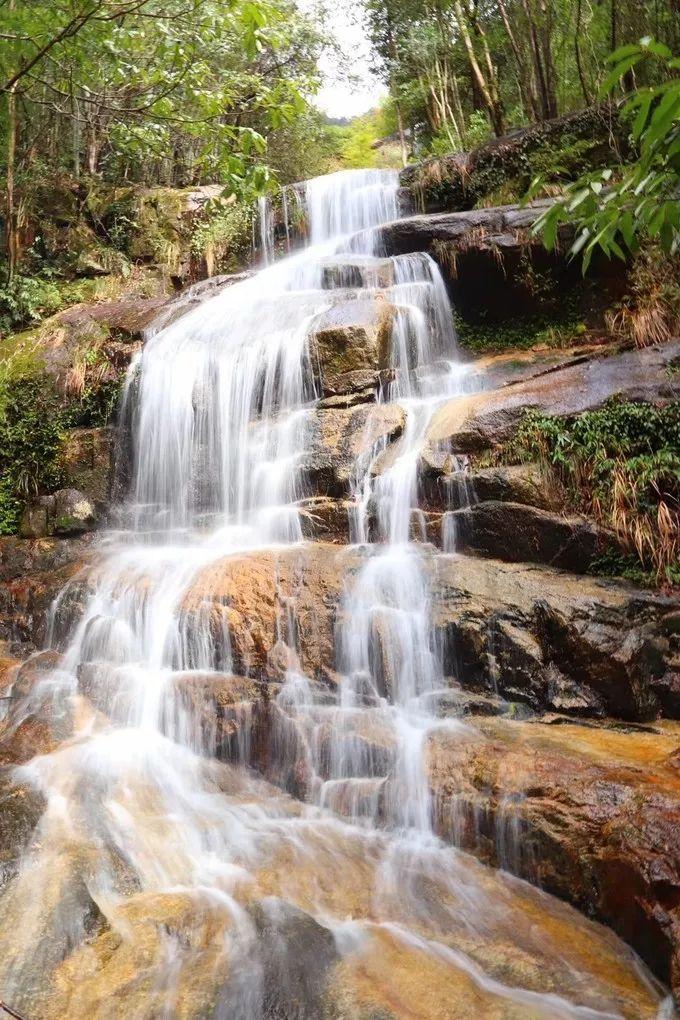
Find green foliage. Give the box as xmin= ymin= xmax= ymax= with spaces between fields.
xmin=190 ymin=200 xmax=254 ymax=274
xmin=511 ymin=399 xmax=680 ymax=583
xmin=0 ymin=276 xmax=63 ymax=336
xmin=0 ymin=376 xmax=65 ymax=534
xmin=332 ymin=106 xmax=403 ymax=170
xmin=532 ymin=39 xmax=680 ymax=272
xmin=0 ymin=333 xmax=124 ymax=532
xmin=454 ymin=308 xmax=585 ymax=354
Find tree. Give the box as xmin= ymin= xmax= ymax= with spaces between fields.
xmin=0 ymin=0 xmax=324 ymax=276
xmin=531 ymin=39 xmax=680 ymax=270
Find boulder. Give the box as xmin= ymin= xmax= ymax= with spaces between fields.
xmin=0 ymin=536 xmax=94 ymax=655
xmin=400 ymin=105 xmax=626 ymax=214
xmin=248 ymin=899 xmax=339 ymax=1020
xmin=297 ymin=496 xmax=352 ymax=543
xmin=302 ymin=402 xmax=406 ymax=496
xmin=308 ymin=296 xmax=394 ymax=393
xmin=59 ymin=426 xmax=115 ymax=511
xmin=427 ymin=715 xmax=680 ymax=998
xmin=20 ymin=488 xmax=97 ymax=538
xmin=0 ymin=774 xmax=45 ymax=890
xmin=432 ymin=553 xmax=679 ymax=721
xmin=449 ymin=500 xmax=613 ymax=572
xmin=318 ymin=254 xmax=395 ymax=290
xmin=426 ymin=341 xmax=680 ymax=453
xmin=420 ymin=462 xmax=558 ymax=513
xmin=179 ymin=544 xmax=367 ymax=682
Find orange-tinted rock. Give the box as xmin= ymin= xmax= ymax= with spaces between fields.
xmin=180 ymin=544 xmax=366 ymax=681
xmin=427 ymin=716 xmax=680 ymax=998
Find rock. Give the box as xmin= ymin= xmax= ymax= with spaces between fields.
xmin=400 ymin=105 xmax=626 ymax=214
xmin=432 ymin=553 xmax=679 ymax=721
xmin=51 ymin=488 xmax=97 ymax=535
xmin=420 ymin=462 xmax=557 ymax=512
xmin=59 ymin=426 xmax=115 ymax=511
xmin=308 ymin=296 xmax=394 ymax=391
xmin=449 ymin=500 xmax=613 ymax=572
xmin=318 ymin=254 xmax=395 ymax=290
xmin=167 ymin=671 xmax=271 ymax=763
xmin=13 ymin=650 xmax=63 ymax=700
xmin=21 ymin=488 xmax=97 ymax=538
xmin=0 ymin=774 xmax=45 ymax=890
xmin=297 ymin=496 xmax=352 ymax=543
xmin=249 ymin=899 xmax=339 ymax=1020
xmin=302 ymin=402 xmax=406 ymax=496
xmin=426 ymin=341 xmax=680 ymax=453
xmin=180 ymin=544 xmax=367 ymax=682
xmin=64 ymin=296 xmax=169 ymax=342
xmin=427 ymin=715 xmax=680 ymax=998
xmin=0 ymin=535 xmax=94 ymax=655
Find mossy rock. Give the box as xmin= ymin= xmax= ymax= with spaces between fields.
xmin=402 ymin=105 xmax=629 ymax=214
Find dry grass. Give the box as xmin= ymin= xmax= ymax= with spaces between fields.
xmin=605 ymin=301 xmax=674 ymax=349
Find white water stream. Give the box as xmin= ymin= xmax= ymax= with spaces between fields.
xmin=0 ymin=170 xmax=672 ymax=1018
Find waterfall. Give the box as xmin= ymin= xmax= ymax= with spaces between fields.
xmin=0 ymin=169 xmax=670 ymax=1020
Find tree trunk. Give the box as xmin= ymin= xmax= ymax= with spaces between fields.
xmin=5 ymin=83 xmax=18 ymax=281
xmin=395 ymin=101 xmax=409 ymax=166
xmin=537 ymin=0 xmax=558 ymax=118
xmin=520 ymin=0 xmax=551 ymax=120
xmin=453 ymin=0 xmax=505 ymax=135
xmin=497 ymin=0 xmax=540 ymax=120
xmin=574 ymin=0 xmax=591 ymax=105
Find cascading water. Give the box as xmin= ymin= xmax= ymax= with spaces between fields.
xmin=0 ymin=169 xmax=673 ymax=1019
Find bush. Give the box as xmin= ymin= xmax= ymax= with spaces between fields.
xmin=0 ymin=275 xmax=63 ymax=337
xmin=0 ymin=376 xmax=65 ymax=533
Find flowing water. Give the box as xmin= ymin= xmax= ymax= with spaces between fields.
xmin=0 ymin=170 xmax=673 ymax=1019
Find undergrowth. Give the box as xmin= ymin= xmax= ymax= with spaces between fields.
xmin=0 ymin=361 xmax=120 ymax=534
xmin=509 ymin=399 xmax=680 ymax=585
xmin=454 ymin=308 xmax=587 ymax=354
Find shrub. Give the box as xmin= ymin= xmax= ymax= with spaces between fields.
xmin=0 ymin=275 xmax=63 ymax=337
xmin=511 ymin=399 xmax=680 ymax=584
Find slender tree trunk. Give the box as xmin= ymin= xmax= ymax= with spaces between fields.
xmin=497 ymin=0 xmax=540 ymax=120
xmin=574 ymin=0 xmax=591 ymax=104
xmin=537 ymin=0 xmax=558 ymax=117
xmin=520 ymin=0 xmax=551 ymax=119
xmin=6 ymin=81 xmax=18 ymax=281
xmin=395 ymin=100 xmax=408 ymax=166
xmin=453 ymin=0 xmax=505 ymax=135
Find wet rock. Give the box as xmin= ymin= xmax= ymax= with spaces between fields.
xmin=319 ymin=255 xmax=395 ymax=290
xmin=308 ymin=296 xmax=394 ymax=391
xmin=427 ymin=715 xmax=680 ymax=999
xmin=297 ymin=496 xmax=352 ymax=543
xmin=303 ymin=403 xmax=406 ymax=496
xmin=249 ymin=899 xmax=339 ymax=1019
xmin=180 ymin=543 xmax=367 ymax=682
xmin=426 ymin=341 xmax=680 ymax=453
xmin=420 ymin=462 xmax=557 ymax=513
xmin=13 ymin=650 xmax=63 ymax=700
xmin=168 ymin=671 xmax=271 ymax=763
xmin=0 ymin=536 xmax=94 ymax=655
xmin=433 ymin=554 xmax=679 ymax=721
xmin=450 ymin=500 xmax=612 ymax=572
xmin=0 ymin=774 xmax=45 ymax=890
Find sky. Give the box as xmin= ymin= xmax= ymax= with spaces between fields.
xmin=298 ymin=0 xmax=387 ymax=119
